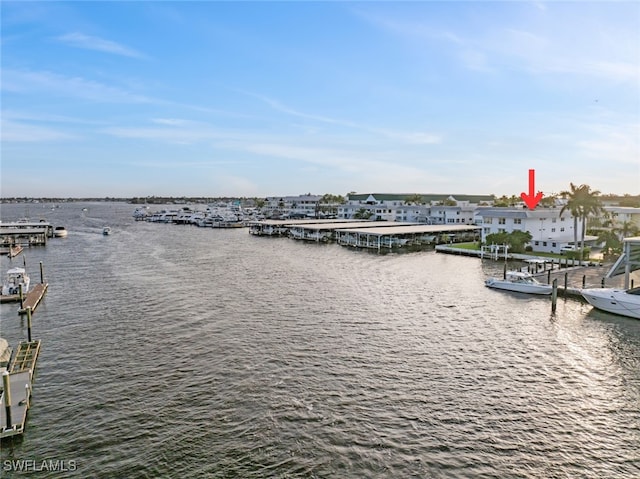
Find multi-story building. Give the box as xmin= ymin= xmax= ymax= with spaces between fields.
xmin=263 ymin=195 xmax=322 ymax=218
xmin=476 ymin=207 xmax=585 ymax=253
xmin=338 ymin=193 xmax=494 ymax=222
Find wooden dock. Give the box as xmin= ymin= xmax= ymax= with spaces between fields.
xmin=1 ymin=340 xmax=41 ymax=439
xmin=18 ymin=283 xmax=48 ymax=315
xmin=9 ymin=340 xmax=41 ymax=375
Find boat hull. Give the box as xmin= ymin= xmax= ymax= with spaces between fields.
xmin=580 ymin=288 xmax=640 ymax=319
xmin=485 ymin=278 xmax=552 ymax=295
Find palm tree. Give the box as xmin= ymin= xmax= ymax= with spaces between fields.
xmin=577 ymin=185 xmax=603 ymax=253
xmin=615 ymin=221 xmax=640 ymax=240
xmin=559 ymin=183 xmax=582 ymax=251
xmin=404 ymin=194 xmax=424 ymax=206
xmin=560 ymin=183 xmax=603 ymax=258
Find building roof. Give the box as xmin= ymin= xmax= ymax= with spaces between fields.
xmin=347 ymin=193 xmax=495 ymax=203
xmin=477 ymin=207 xmax=573 ymax=219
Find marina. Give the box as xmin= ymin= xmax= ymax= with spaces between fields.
xmin=0 ymin=202 xmax=638 ymax=478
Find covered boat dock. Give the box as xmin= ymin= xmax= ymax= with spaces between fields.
xmin=288 ymin=221 xmax=418 ymax=242
xmin=335 ymin=224 xmax=481 ymax=251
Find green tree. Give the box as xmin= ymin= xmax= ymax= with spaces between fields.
xmin=404 ymin=194 xmax=424 ymax=205
xmin=354 ymin=208 xmax=372 ymax=219
xmin=615 ymin=221 xmax=640 ymax=240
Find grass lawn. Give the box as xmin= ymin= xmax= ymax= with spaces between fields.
xmin=446 ymin=242 xmax=600 ymax=262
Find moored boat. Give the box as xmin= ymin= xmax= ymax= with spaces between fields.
xmin=485 ymin=271 xmax=553 ymax=295
xmin=1 ymin=267 xmax=30 ymax=296
xmin=580 ymin=287 xmax=640 ymax=319
xmin=54 ymin=226 xmax=68 ymax=237
xmin=103 ymin=226 xmax=112 ymax=236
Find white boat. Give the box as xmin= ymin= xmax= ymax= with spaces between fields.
xmin=485 ymin=271 xmax=553 ymax=295
xmin=1 ymin=267 xmax=30 ymax=296
xmin=103 ymin=227 xmax=112 ymax=236
xmin=580 ymin=287 xmax=640 ymax=320
xmin=54 ymin=226 xmax=68 ymax=237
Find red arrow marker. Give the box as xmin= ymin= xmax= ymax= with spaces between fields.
xmin=520 ymin=169 xmax=543 ymax=210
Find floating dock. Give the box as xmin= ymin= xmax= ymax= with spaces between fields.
xmin=1 ymin=340 xmax=41 ymax=439
xmin=18 ymin=283 xmax=48 ymax=315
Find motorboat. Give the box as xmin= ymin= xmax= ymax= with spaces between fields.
xmin=580 ymin=287 xmax=640 ymax=320
xmin=103 ymin=227 xmax=112 ymax=236
xmin=1 ymin=267 xmax=30 ymax=296
xmin=54 ymin=226 xmax=68 ymax=237
xmin=485 ymin=271 xmax=553 ymax=295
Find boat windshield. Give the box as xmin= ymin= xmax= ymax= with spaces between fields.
xmin=627 ymin=287 xmax=640 ymax=295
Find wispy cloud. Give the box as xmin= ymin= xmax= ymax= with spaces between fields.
xmin=2 ymin=69 xmax=154 ymax=103
xmin=1 ymin=119 xmax=77 ymax=142
xmin=243 ymin=91 xmax=442 ymax=145
xmin=56 ymin=32 xmax=146 ymax=59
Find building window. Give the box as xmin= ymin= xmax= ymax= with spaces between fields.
xmin=514 ymin=219 xmax=522 ymax=224
xmin=534 ymin=241 xmax=539 ymax=246
xmin=551 ymin=228 xmax=556 ymax=232
xmin=552 ymin=242 xmax=557 ymax=247
xmin=543 ymin=242 xmax=547 ymax=246
xmin=498 ymin=218 xmax=506 ymax=225
xmin=560 ymin=227 xmax=565 ymax=232
xmin=484 ymin=218 xmax=492 ymax=224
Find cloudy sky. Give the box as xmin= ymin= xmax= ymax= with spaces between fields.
xmin=1 ymin=1 xmax=638 ymax=198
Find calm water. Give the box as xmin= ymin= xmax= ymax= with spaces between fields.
xmin=1 ymin=202 xmax=639 ymax=478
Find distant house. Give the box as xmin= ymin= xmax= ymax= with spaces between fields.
xmin=476 ymin=207 xmax=587 ymax=253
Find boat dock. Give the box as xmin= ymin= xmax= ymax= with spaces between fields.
xmin=1 ymin=340 xmax=41 ymax=439
xmin=0 ymin=222 xmax=52 ymax=247
xmin=18 ymin=283 xmax=48 ymax=315
xmin=0 ymin=245 xmax=23 ymax=258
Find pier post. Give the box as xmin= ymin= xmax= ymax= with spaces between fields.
xmin=23 ymin=256 xmax=26 ymax=268
xmin=2 ymin=371 xmax=12 ymax=430
xmin=601 ymin=278 xmax=605 ymax=288
xmin=40 ymin=261 xmax=44 ymax=284
xmin=503 ymin=264 xmax=507 ymax=280
xmin=27 ymin=307 xmax=33 ymax=342
xmin=551 ymin=279 xmax=558 ymax=313
xmin=19 ymin=284 xmax=24 ymax=310
xmin=547 ymin=270 xmax=551 ymax=284
xmin=564 ymin=272 xmax=568 ymax=296
xmin=582 ymin=275 xmax=586 ymax=289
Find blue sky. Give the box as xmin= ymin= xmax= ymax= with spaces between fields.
xmin=1 ymin=1 xmax=638 ymax=198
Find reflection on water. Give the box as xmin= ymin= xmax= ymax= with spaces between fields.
xmin=0 ymin=202 xmax=638 ymax=478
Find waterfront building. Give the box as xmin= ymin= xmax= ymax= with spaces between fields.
xmin=476 ymin=207 xmax=587 ymax=254
xmin=338 ymin=193 xmax=495 ymax=222
xmin=263 ymin=195 xmax=323 ymax=218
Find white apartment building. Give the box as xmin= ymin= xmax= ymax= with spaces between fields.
xmin=263 ymin=195 xmax=322 ymax=218
xmin=338 ymin=193 xmax=494 ymax=222
xmin=477 ymin=207 xmax=585 ymax=253
xmin=602 ymin=206 xmax=640 ymax=231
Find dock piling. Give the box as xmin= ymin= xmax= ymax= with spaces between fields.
xmin=26 ymin=308 xmax=32 ymax=342
xmin=551 ymin=279 xmax=558 ymax=313
xmin=582 ymin=275 xmax=586 ymax=289
xmin=39 ymin=261 xmax=44 ymax=284
xmin=564 ymin=272 xmax=568 ymax=296
xmin=2 ymin=371 xmax=12 ymax=430
xmin=19 ymin=283 xmax=24 ymax=309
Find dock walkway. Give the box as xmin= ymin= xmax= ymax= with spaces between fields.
xmin=18 ymin=283 xmax=48 ymax=314
xmin=1 ymin=340 xmax=41 ymax=439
